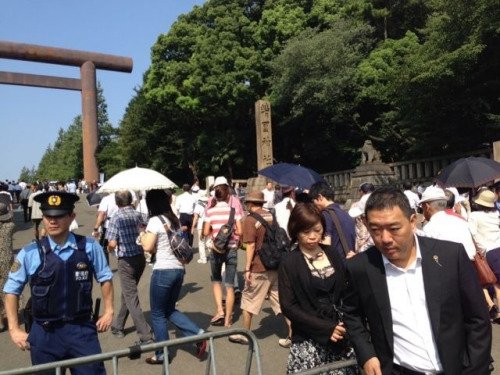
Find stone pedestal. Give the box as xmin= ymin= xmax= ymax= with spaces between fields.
xmin=349 ymin=163 xmax=396 ymax=200
xmin=247 ymin=176 xmax=268 ymax=194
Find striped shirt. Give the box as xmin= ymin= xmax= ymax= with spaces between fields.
xmin=205 ymin=201 xmax=242 ymax=249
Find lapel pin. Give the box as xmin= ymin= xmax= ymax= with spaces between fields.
xmin=433 ymin=255 xmax=442 ymax=267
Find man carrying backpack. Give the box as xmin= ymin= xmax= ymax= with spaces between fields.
xmin=228 ymin=191 xmax=291 ymax=346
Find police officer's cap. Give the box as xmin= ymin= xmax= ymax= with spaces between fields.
xmin=34 ymin=192 xmax=79 ymax=216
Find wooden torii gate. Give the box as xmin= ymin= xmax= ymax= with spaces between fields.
xmin=0 ymin=40 xmax=133 ymax=182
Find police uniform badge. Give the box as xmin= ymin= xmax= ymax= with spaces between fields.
xmin=75 ymin=262 xmax=89 ymax=281
xmin=48 ymin=195 xmax=62 ymax=207
xmin=10 ymin=259 xmax=21 ymax=273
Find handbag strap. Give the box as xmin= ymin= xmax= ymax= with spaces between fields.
xmin=225 ymin=207 xmax=236 ymax=229
xmin=326 ymin=208 xmax=351 ymax=256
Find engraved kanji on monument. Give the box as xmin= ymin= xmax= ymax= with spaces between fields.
xmin=255 ymin=100 xmax=274 ymax=170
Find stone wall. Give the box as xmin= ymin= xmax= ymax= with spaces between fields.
xmin=323 ymin=148 xmax=492 ymax=203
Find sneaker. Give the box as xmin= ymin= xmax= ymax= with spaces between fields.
xmin=278 ymin=337 xmax=292 ymax=348
xmin=197 ymin=259 xmax=207 ymax=264
xmin=196 ymin=340 xmax=208 ymax=358
xmin=111 ymin=327 xmax=124 ymax=338
xmin=135 ymin=338 xmax=154 ymax=345
xmin=228 ymin=334 xmax=249 ymax=345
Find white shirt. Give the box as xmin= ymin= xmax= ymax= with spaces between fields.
xmin=175 ymin=191 xmax=196 ymax=215
xmin=404 ymin=190 xmax=420 ymax=209
xmin=383 ymin=238 xmax=443 ymax=374
xmin=146 ymin=216 xmax=183 ymax=270
xmin=468 ymin=211 xmax=500 ymax=253
xmin=193 ymin=200 xmax=207 ymax=230
xmin=422 ymin=211 xmax=476 ymax=259
xmin=274 ymin=197 xmax=295 ymax=237
xmin=67 ymin=181 xmax=77 ymax=193
xmin=261 ymin=188 xmax=275 ymax=209
xmin=98 ymin=194 xmax=119 ymax=229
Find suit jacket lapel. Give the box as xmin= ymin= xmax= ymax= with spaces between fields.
xmin=419 ymin=237 xmax=442 ymax=340
xmin=366 ymin=249 xmax=394 ymax=352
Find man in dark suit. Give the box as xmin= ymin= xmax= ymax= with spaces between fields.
xmin=343 ymin=187 xmax=491 ymax=375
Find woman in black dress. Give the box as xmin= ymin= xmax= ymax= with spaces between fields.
xmin=279 ymin=203 xmax=359 ymax=374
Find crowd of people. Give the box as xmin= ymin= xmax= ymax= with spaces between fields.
xmin=1 ymin=173 xmax=499 ymax=374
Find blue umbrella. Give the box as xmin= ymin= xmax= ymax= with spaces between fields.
xmin=258 ymin=163 xmax=325 ymax=190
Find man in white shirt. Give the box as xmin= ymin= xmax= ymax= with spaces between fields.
xmin=261 ymin=181 xmax=275 ymax=211
xmin=92 ymin=193 xmax=120 ymax=264
xmin=175 ymin=184 xmax=197 ymax=245
xmin=273 ymin=186 xmax=295 ymax=238
xmin=403 ymin=182 xmax=420 ymax=211
xmin=343 ymin=187 xmax=491 ymax=375
xmin=419 ymin=186 xmax=476 ymax=259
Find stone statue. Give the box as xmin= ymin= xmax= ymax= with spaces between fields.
xmin=360 ymin=140 xmax=382 ymax=164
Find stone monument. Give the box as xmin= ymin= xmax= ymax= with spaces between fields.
xmin=248 ymin=99 xmax=274 ymax=192
xmin=349 ymin=140 xmax=395 ymax=200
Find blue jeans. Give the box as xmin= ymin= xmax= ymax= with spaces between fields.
xmin=209 ymin=249 xmax=237 ymax=286
xmin=150 ymin=268 xmax=203 ymax=359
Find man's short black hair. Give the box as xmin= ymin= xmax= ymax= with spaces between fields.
xmin=365 ymin=186 xmax=413 ymax=219
xmin=402 ymin=182 xmax=413 ymax=191
xmin=309 ymin=181 xmax=335 ymax=201
xmin=182 ymin=184 xmax=191 ymax=192
xmin=444 ymin=190 xmax=455 ymax=209
xmin=359 ymin=182 xmax=375 ymax=194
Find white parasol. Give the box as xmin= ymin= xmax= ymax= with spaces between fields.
xmin=97 ymin=167 xmax=177 ymax=193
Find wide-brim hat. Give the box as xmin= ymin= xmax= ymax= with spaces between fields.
xmin=473 ymin=189 xmax=496 ymax=208
xmin=0 ymin=203 xmax=11 ymax=221
xmin=34 ymin=191 xmax=79 ymax=216
xmin=281 ymin=185 xmax=294 ymax=194
xmin=418 ymin=186 xmax=447 ymax=205
xmin=244 ymin=190 xmax=266 ymax=203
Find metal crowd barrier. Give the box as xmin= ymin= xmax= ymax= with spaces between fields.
xmin=297 ymin=359 xmax=358 ymax=374
xmin=0 ymin=328 xmax=262 ymax=375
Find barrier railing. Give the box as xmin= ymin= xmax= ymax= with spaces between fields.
xmin=297 ymin=359 xmax=358 ymax=374
xmin=0 ymin=328 xmax=262 ymax=375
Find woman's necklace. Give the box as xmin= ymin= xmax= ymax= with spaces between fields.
xmin=300 ymin=248 xmax=324 ymax=263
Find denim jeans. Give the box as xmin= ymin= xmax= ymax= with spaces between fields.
xmin=150 ymin=268 xmax=203 ymax=359
xmin=209 ymin=249 xmax=237 ymax=286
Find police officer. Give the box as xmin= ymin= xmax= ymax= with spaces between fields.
xmin=3 ymin=191 xmax=114 ymax=374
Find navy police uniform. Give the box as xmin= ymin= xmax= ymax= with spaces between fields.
xmin=3 ymin=192 xmax=112 ymax=375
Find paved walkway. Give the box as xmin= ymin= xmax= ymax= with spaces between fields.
xmin=0 ymin=196 xmax=498 ymax=374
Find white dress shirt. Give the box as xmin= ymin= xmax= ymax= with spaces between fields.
xmin=383 ymin=238 xmax=443 ymax=374
xmin=261 ymin=188 xmax=275 ymax=210
xmin=404 ymin=190 xmax=420 ymax=209
xmin=422 ymin=211 xmax=476 ymax=259
xmin=274 ymin=197 xmax=295 ymax=237
xmin=175 ymin=191 xmax=196 ymax=215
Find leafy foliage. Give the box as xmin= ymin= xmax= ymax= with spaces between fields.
xmin=34 ymin=0 xmax=500 ymax=181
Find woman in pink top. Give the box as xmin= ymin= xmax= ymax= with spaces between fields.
xmin=203 ymin=177 xmax=242 ymax=327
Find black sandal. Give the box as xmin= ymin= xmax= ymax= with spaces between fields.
xmin=210 ymin=314 xmax=225 ymax=326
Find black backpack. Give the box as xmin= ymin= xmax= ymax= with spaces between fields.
xmin=249 ymin=212 xmax=291 ymax=270
xmin=212 ymin=207 xmax=235 ymax=254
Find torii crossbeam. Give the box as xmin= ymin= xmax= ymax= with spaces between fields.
xmin=0 ymin=40 xmax=133 ymax=182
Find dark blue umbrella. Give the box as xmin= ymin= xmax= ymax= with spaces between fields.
xmin=86 ymin=191 xmax=105 ymax=207
xmin=436 ymin=157 xmax=500 ymax=188
xmin=258 ymin=163 xmax=325 ymax=190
